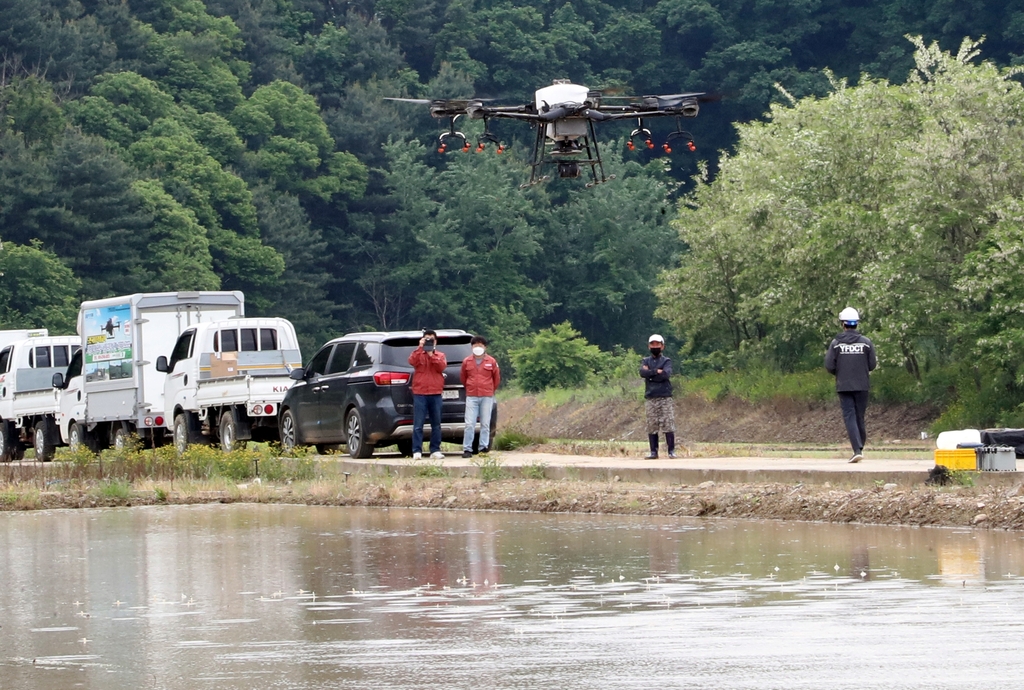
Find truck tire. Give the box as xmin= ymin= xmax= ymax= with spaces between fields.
xmin=112 ymin=424 xmax=131 ymax=450
xmin=279 ymin=409 xmax=299 ymax=452
xmin=69 ymin=421 xmax=98 ymax=454
xmin=345 ymin=408 xmax=374 ymax=459
xmin=173 ymin=413 xmax=204 ymax=455
xmin=34 ymin=421 xmax=55 ymax=462
xmin=0 ymin=422 xmax=19 ymax=463
xmin=219 ymin=411 xmax=245 ymax=452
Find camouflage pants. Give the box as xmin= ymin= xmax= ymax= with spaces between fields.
xmin=645 ymin=397 xmax=676 ymax=434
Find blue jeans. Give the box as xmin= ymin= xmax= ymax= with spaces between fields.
xmin=412 ymin=394 xmax=443 ymax=454
xmin=463 ymin=396 xmax=495 ymax=451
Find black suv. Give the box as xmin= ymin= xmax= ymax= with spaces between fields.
xmin=278 ymin=330 xmax=497 ymax=458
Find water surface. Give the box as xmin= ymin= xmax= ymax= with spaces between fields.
xmin=2 ymin=504 xmax=1023 ymax=689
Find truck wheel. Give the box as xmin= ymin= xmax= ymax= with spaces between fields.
xmin=219 ymin=411 xmax=245 ymax=452
xmin=345 ymin=408 xmax=374 ymax=459
xmin=112 ymin=425 xmax=131 ymax=451
xmin=279 ymin=410 xmax=299 ymax=452
xmin=69 ymin=421 xmax=98 ymax=454
xmin=173 ymin=414 xmax=202 ymax=455
xmin=34 ymin=421 xmax=55 ymax=462
xmin=0 ymin=422 xmax=17 ymax=463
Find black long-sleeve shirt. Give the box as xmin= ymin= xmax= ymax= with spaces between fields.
xmin=825 ymin=330 xmax=877 ymax=392
xmin=640 ymin=355 xmax=673 ymax=398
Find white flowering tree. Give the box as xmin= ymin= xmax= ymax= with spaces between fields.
xmin=659 ymin=36 xmax=1024 ymax=388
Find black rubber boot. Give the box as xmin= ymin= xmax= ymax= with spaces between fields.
xmin=646 ymin=434 xmax=659 ymax=459
xmin=666 ymin=432 xmax=676 ymax=458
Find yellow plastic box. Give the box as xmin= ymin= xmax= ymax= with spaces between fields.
xmin=934 ymin=448 xmax=978 ymax=471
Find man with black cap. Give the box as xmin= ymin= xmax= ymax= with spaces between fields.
xmin=640 ymin=334 xmax=676 ymax=459
xmin=825 ymin=307 xmax=877 ymax=463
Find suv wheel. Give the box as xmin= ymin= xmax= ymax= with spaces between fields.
xmin=345 ymin=408 xmax=373 ymax=459
xmin=279 ymin=409 xmax=298 ymax=452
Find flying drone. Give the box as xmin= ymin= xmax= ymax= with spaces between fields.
xmin=387 ymin=80 xmax=705 ymax=187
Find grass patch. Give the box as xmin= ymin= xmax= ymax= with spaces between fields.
xmin=96 ymin=479 xmax=132 ymax=500
xmin=413 ymin=461 xmax=449 ymax=478
xmin=473 ymin=455 xmax=507 ymax=483
xmin=521 ymin=462 xmax=547 ymax=480
xmin=493 ymin=427 xmax=547 ymax=451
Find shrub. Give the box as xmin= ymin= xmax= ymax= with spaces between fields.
xmin=510 ymin=322 xmax=605 ymax=392
xmin=493 ymin=428 xmax=545 ymax=450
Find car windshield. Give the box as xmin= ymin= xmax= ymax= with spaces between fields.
xmin=380 ymin=335 xmax=473 ymax=367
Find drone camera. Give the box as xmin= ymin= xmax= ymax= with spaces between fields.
xmin=558 ymin=161 xmax=581 ymax=178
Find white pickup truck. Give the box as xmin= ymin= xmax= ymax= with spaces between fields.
xmin=156 ymin=317 xmax=301 ymax=452
xmin=0 ymin=334 xmax=81 ymax=461
xmin=52 ymin=291 xmax=246 ymax=451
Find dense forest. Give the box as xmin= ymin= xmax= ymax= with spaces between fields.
xmin=5 ymin=0 xmax=1024 ymax=420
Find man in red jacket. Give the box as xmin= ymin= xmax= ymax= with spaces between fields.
xmin=460 ymin=335 xmax=501 ymax=458
xmin=409 ymin=329 xmax=448 ymax=460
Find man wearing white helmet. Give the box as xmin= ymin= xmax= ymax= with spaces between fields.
xmin=640 ymin=334 xmax=676 ymax=459
xmin=825 ymin=307 xmax=877 ymax=463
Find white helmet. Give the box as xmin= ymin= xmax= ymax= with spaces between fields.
xmin=648 ymin=334 xmax=665 ymax=344
xmin=838 ymin=307 xmax=860 ymax=323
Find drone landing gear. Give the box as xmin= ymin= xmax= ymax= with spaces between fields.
xmin=437 ymin=115 xmax=470 ymax=153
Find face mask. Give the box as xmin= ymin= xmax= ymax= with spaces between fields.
xmin=649 ymin=348 xmax=662 ymax=357
xmin=473 ymin=346 xmax=486 ymax=357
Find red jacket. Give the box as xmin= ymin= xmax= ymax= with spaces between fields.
xmin=408 ymin=347 xmax=447 ymax=395
xmin=460 ymin=354 xmax=501 ymax=397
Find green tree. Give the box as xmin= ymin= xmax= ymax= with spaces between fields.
xmin=132 ymin=179 xmax=220 ymax=291
xmin=0 ymin=238 xmax=80 ymax=333
xmin=510 ymin=321 xmax=605 ymax=392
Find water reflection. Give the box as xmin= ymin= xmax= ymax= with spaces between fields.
xmin=2 ymin=505 xmax=1024 ymax=688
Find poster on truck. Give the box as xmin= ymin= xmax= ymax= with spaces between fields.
xmin=83 ymin=302 xmax=133 ymax=382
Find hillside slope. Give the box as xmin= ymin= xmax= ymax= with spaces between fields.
xmin=500 ymin=393 xmax=938 ymax=445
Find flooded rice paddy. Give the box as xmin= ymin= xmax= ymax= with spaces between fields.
xmin=2 ymin=504 xmax=1024 ymax=689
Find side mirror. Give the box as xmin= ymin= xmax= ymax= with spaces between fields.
xmin=155 ymin=356 xmax=169 ymax=373
xmin=52 ymin=372 xmax=64 ymax=389
xmin=289 ymin=368 xmax=306 ymax=381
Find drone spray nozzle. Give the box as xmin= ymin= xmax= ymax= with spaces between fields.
xmin=438 ymin=144 xmax=447 ymax=153
xmin=662 ymin=143 xmax=672 ymax=153
xmin=687 ymin=141 xmax=696 ymax=152
xmin=496 ymin=145 xmax=505 ymax=154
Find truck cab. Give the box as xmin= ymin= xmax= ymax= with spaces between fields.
xmin=0 ymin=335 xmax=81 ymax=461
xmin=157 ymin=317 xmax=301 ymax=451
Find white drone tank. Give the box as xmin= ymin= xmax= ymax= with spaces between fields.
xmin=535 ymin=81 xmax=591 ymax=142
xmin=534 ymin=81 xmax=589 ymax=110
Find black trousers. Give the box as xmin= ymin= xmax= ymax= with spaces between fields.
xmin=838 ymin=390 xmax=869 ymax=453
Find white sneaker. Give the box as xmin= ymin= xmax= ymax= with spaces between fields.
xmin=430 ymin=451 xmax=445 ymax=460
xmin=412 ymin=452 xmax=422 ymax=461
